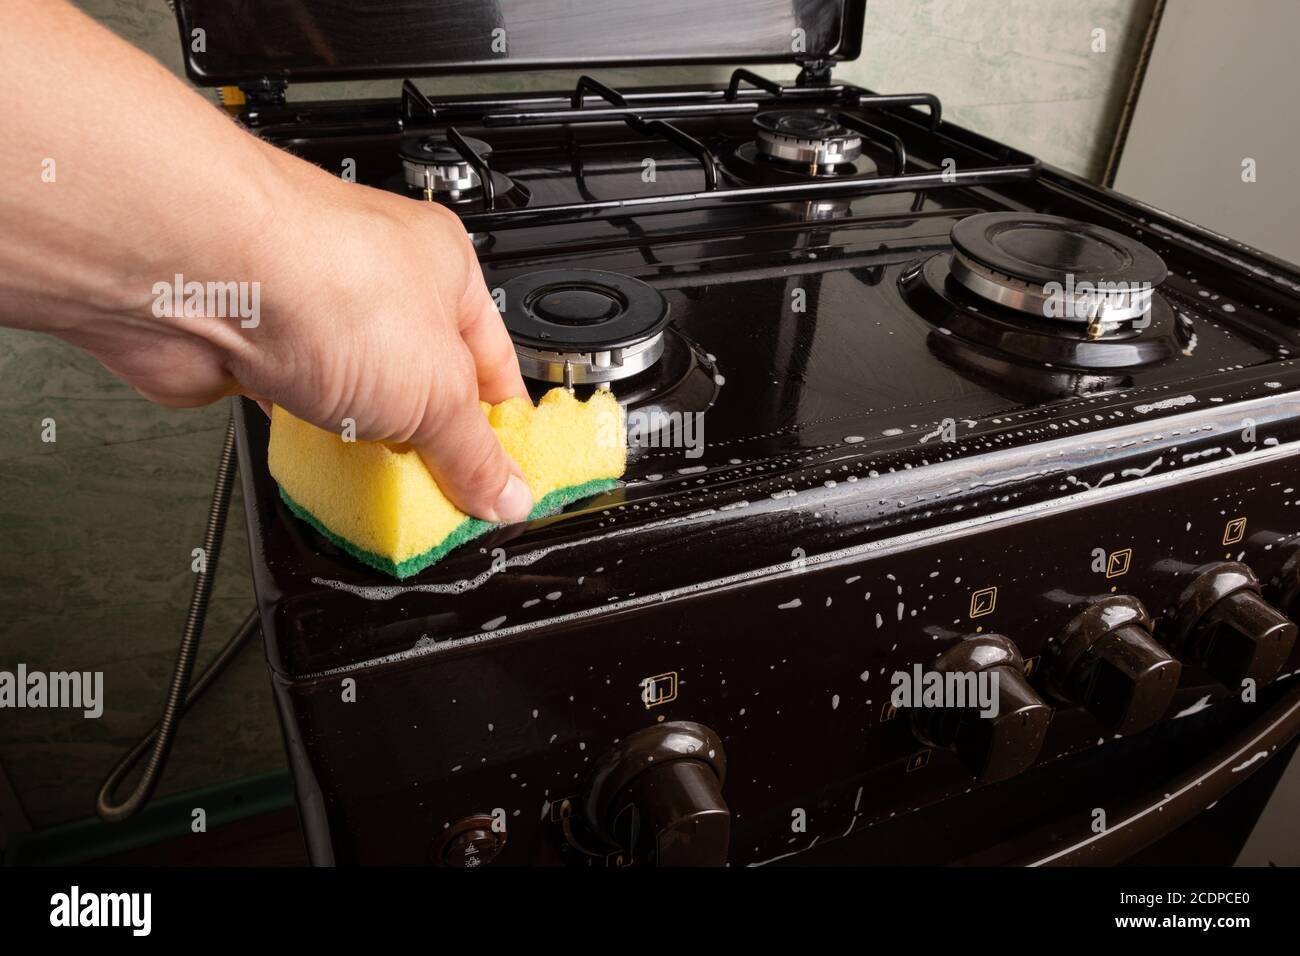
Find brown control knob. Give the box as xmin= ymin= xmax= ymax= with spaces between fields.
xmin=581 ymin=721 xmax=728 ymax=867
xmin=431 ymin=814 xmax=506 ymax=867
xmin=1168 ymin=562 xmax=1296 ymax=688
xmin=910 ymin=634 xmax=1052 ymax=784
xmin=1048 ymin=596 xmax=1180 ymax=734
xmin=1268 ymin=550 xmax=1300 ymax=668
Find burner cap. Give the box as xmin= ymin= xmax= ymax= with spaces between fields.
xmin=399 ymin=135 xmax=492 ymax=195
xmin=949 ymin=212 xmax=1168 ymax=324
xmin=753 ymin=111 xmax=862 ymax=167
xmin=501 ymin=270 xmax=670 ymax=386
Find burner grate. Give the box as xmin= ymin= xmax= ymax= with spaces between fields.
xmin=399 ymin=82 xmax=499 ymax=211
xmin=400 ymin=70 xmax=1041 ymax=232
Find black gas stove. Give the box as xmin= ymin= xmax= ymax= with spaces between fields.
xmin=172 ymin=0 xmax=1300 ymax=866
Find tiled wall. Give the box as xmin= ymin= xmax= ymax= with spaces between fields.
xmin=848 ymin=0 xmax=1158 ymax=181
xmin=1 ymin=0 xmax=1152 ymax=828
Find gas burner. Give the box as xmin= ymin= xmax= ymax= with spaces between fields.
xmin=901 ymin=216 xmax=1192 ymax=401
xmin=753 ymin=111 xmax=863 ymax=168
xmin=393 ymin=134 xmax=530 ymax=211
xmin=523 ymin=328 xmax=721 ymax=449
xmin=399 ymin=134 xmax=491 ymax=198
xmin=948 ymin=212 xmax=1169 ymax=332
xmin=903 ymin=253 xmax=1189 ymax=367
xmin=501 ymin=269 xmax=671 ymax=387
xmin=724 ymin=111 xmax=876 ymax=186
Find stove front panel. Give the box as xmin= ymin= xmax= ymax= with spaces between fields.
xmin=273 ymin=443 xmax=1300 ymax=865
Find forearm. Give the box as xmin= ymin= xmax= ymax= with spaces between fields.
xmin=0 ymin=0 xmax=534 ymax=522
xmin=0 ymin=0 xmax=298 ymax=349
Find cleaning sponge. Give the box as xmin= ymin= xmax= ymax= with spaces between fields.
xmin=267 ymin=388 xmax=625 ymax=578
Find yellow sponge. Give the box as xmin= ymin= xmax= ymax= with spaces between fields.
xmin=267 ymin=388 xmax=625 ymax=578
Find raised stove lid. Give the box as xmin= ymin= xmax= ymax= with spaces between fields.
xmin=172 ymin=0 xmax=866 ymax=86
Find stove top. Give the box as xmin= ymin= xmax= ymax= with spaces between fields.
xmin=233 ymin=72 xmax=1300 ymax=680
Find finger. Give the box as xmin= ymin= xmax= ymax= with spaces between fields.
xmin=415 ymin=391 xmax=533 ymax=524
xmin=458 ymin=262 xmax=529 ymax=405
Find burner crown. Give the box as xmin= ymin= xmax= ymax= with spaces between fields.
xmin=399 ymin=135 xmax=491 ymax=196
xmin=753 ymin=111 xmax=863 ymax=167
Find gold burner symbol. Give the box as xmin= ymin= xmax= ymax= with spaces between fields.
xmin=1223 ymin=517 xmax=1247 ymax=546
xmin=1106 ymin=548 xmax=1132 ymax=578
xmin=969 ymin=586 xmax=998 ymax=619
xmin=640 ymin=672 xmax=678 ymax=709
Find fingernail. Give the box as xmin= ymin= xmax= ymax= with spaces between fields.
xmin=493 ymin=475 xmax=533 ymax=524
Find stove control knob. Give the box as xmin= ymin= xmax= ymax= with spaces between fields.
xmin=431 ymin=814 xmax=506 ymax=867
xmin=1268 ymin=551 xmax=1300 ymax=657
xmin=1168 ymin=562 xmax=1297 ymax=688
xmin=581 ymin=721 xmax=728 ymax=867
xmin=1047 ymin=596 xmax=1180 ymax=734
xmin=910 ymin=634 xmax=1052 ymax=784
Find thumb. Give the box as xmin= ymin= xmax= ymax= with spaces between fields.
xmin=414 ymin=395 xmax=533 ymax=524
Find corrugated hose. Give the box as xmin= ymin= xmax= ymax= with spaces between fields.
xmin=96 ymin=408 xmax=260 ymax=822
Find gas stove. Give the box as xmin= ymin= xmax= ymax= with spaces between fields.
xmin=176 ymin=1 xmax=1300 ymax=866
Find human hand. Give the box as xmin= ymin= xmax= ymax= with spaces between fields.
xmin=60 ymin=148 xmax=535 ymax=524
xmin=2 ymin=0 xmax=533 ymax=523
